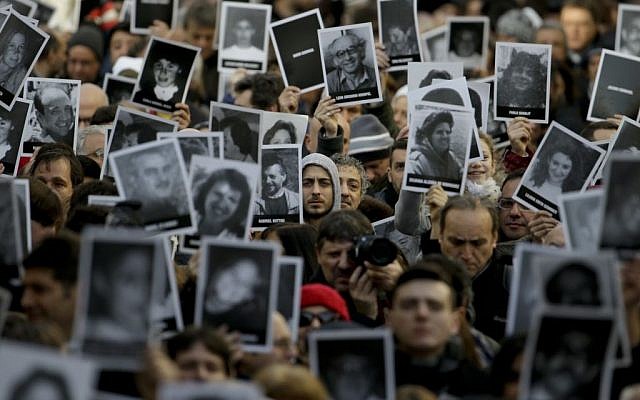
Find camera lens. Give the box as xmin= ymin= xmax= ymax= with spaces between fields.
xmin=368 ymin=237 xmax=397 ymax=266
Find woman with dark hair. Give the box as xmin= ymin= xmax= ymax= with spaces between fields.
xmin=407 ymin=110 xmax=462 ymax=181
xmin=263 ymin=120 xmax=297 ymax=144
xmin=0 ymin=30 xmax=27 ymax=94
xmin=132 ymin=46 xmax=187 ymax=110
xmin=220 ymin=116 xmax=258 ymax=163
xmin=263 ymin=222 xmax=319 ymax=283
xmin=525 ymin=145 xmax=582 ymax=202
xmin=194 ymin=168 xmax=252 ymax=239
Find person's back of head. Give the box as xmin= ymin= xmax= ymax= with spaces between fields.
xmin=28 ymin=178 xmax=64 ymax=245
xmin=579 ymin=120 xmax=617 ymax=141
xmin=65 ymin=205 xmax=110 ymax=233
xmin=254 ymin=364 xmax=330 ymax=400
xmin=234 ymin=73 xmax=284 ymax=111
xmin=90 ymin=105 xmax=117 ymax=125
xmin=77 ymin=155 xmax=101 ymax=181
xmin=68 ymin=179 xmax=118 ymax=214
xmin=265 ymin=223 xmax=319 ymax=281
xmin=348 ymin=115 xmax=393 ymax=165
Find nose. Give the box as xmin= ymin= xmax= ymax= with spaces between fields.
xmin=337 ymin=250 xmax=350 ymax=270
xmin=509 ymin=202 xmax=523 ymax=216
xmin=312 ymin=180 xmax=322 ymax=195
xmin=460 ymin=242 xmax=474 ymax=262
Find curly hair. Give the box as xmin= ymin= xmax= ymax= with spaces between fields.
xmin=498 ymin=50 xmax=547 ymax=107
xmin=529 ymin=145 xmax=583 ymax=192
xmin=415 ymin=111 xmax=454 ymax=146
xmin=194 ymin=168 xmax=252 ymax=227
xmin=263 ymin=120 xmax=296 ymax=144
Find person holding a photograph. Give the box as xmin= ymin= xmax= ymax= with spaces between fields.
xmin=223 ymin=16 xmax=265 ymax=61
xmin=255 ymin=155 xmax=299 ymax=216
xmin=263 ymin=120 xmax=297 ymax=145
xmin=524 ymin=145 xmax=582 ymax=203
xmin=0 ymin=29 xmax=27 ymax=94
xmin=326 ymin=32 xmax=377 ymax=94
xmin=195 ymin=168 xmax=252 ymax=239
xmin=32 ymin=84 xmax=76 ymax=147
xmin=408 ymin=111 xmax=462 ymax=181
xmin=497 ymin=50 xmax=547 ymax=109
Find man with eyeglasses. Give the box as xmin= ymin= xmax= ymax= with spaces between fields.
xmin=326 ymin=32 xmax=377 ymax=94
xmin=34 ymin=84 xmax=76 ymax=147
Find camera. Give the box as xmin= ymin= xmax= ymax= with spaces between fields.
xmin=349 ymin=235 xmax=398 ymax=267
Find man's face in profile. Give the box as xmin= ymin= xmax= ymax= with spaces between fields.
xmin=138 ymin=152 xmax=173 ymax=199
xmin=37 ymin=87 xmax=74 ymax=139
xmin=233 ymin=19 xmax=255 ymax=48
xmin=332 ymin=35 xmax=363 ymax=74
xmin=263 ymin=163 xmax=285 ymax=197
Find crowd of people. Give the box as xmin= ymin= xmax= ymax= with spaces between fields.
xmin=0 ymin=0 xmax=639 ymax=399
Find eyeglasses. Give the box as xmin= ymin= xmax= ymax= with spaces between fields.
xmin=45 ymin=105 xmax=74 ymax=118
xmin=334 ymin=47 xmax=359 ymax=59
xmin=299 ymin=310 xmax=340 ymax=327
xmin=497 ymin=197 xmax=530 ymax=211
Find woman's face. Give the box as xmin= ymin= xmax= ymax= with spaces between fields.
xmin=269 ymin=129 xmax=292 ymax=144
xmin=511 ymin=64 xmax=534 ymax=92
xmin=547 ymin=152 xmax=572 ymax=185
xmin=429 ymin=121 xmax=452 ymax=154
xmin=153 ymin=58 xmax=179 ymax=88
xmin=4 ymin=32 xmax=25 ymax=69
xmin=0 ymin=115 xmax=13 ymax=142
xmin=467 ymin=140 xmax=494 ymax=183
xmin=204 ymin=180 xmax=242 ymax=223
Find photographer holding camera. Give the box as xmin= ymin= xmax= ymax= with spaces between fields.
xmin=311 ymin=209 xmax=407 ymax=325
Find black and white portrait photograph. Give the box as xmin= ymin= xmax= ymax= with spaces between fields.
xmin=132 ymin=37 xmax=200 ymax=113
xmin=32 ymin=0 xmax=53 ymax=25
xmin=377 ymin=0 xmax=422 ymax=71
xmin=210 ymin=102 xmax=261 ymax=163
xmin=21 ymin=77 xmax=80 ymax=154
xmin=588 ymin=49 xmax=640 ymax=121
xmin=318 ymin=22 xmax=382 ymax=106
xmin=616 ymin=4 xmax=640 ymax=57
xmin=475 ymin=75 xmax=509 ymax=147
xmin=157 ymin=381 xmax=265 ymax=400
xmin=253 ymin=145 xmax=302 ymax=229
xmin=260 ymin=111 xmax=308 ymax=145
xmin=467 ymin=80 xmax=490 ymax=133
xmin=183 ymin=155 xmax=259 ymax=252
xmin=0 ymin=10 xmax=48 ymax=110
xmin=495 ymin=42 xmax=552 ymax=123
xmin=130 ymin=0 xmax=177 ymax=35
xmin=0 ymin=341 xmax=96 ymax=400
xmin=0 ymin=98 xmax=29 ymax=175
xmin=109 ymin=138 xmax=196 ymax=235
xmin=276 ymin=256 xmax=303 ymax=343
xmin=102 ymin=73 xmax=136 ymax=106
xmin=595 ymin=116 xmax=640 ymax=180
xmin=13 ymin=177 xmax=31 ymax=255
xmin=599 ymin=154 xmax=640 ymax=250
xmin=421 ymin=25 xmax=447 ymax=62
xmin=218 ymin=2 xmax=271 ymax=72
xmin=404 ymin=101 xmax=473 ymax=194
xmin=445 ymin=16 xmax=489 ymax=70
xmin=513 ymin=122 xmax=604 ymax=218
xmin=407 ymin=61 xmax=463 ymax=91
xmin=0 ymin=178 xmax=21 ymax=268
xmin=309 ymin=329 xmax=395 ymax=400
xmin=269 ymin=8 xmax=324 ymax=93
xmin=157 ymin=130 xmax=223 ymax=171
xmin=519 ymin=311 xmax=615 ymax=400
xmin=0 ymin=0 xmax=36 ymax=18
xmin=558 ymin=190 xmax=603 ymax=252
xmin=72 ymin=228 xmax=163 ymax=369
xmin=196 ymin=238 xmax=278 ymax=353
xmin=103 ymin=106 xmax=178 ymax=177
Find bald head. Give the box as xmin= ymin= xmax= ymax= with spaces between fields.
xmin=79 ymin=83 xmax=109 ymax=128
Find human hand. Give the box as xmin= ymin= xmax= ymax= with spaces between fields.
xmin=149 ymin=20 xmax=171 ymax=38
xmin=542 ymin=223 xmax=566 ymax=247
xmin=349 ymin=266 xmax=378 ymax=319
xmin=364 ymin=259 xmax=403 ymax=292
xmin=426 ymin=184 xmax=449 ymax=216
xmin=507 ymin=117 xmax=532 ymax=157
xmin=528 ymin=210 xmax=560 ymax=243
xmin=313 ymin=96 xmax=341 ymax=137
xmin=278 ymin=86 xmax=301 ymax=113
xmin=375 ymin=42 xmax=390 ymax=71
xmin=172 ymin=103 xmax=191 ymax=130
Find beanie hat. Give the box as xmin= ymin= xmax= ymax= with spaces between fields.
xmin=301 ymin=153 xmax=341 ymax=212
xmin=301 ymin=284 xmax=350 ymax=321
xmin=348 ymin=115 xmax=394 ymax=163
xmin=68 ymin=24 xmax=104 ymax=62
